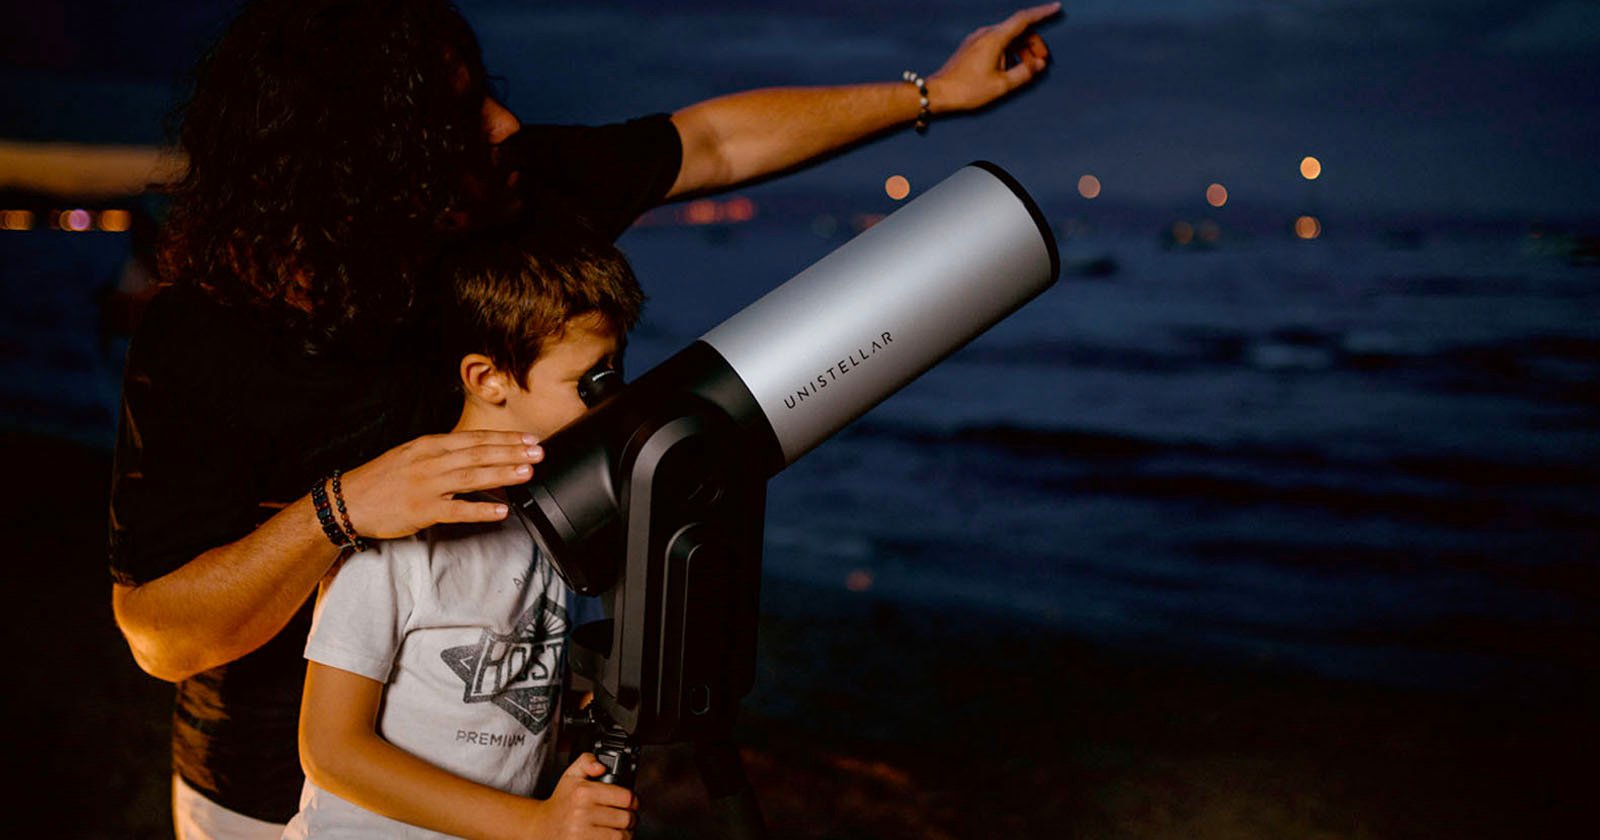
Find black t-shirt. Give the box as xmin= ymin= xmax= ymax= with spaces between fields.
xmin=108 ymin=114 xmax=681 ymax=822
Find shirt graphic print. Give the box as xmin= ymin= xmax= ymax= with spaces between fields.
xmin=441 ymin=593 xmax=568 ymax=735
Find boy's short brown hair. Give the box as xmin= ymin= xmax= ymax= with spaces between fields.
xmin=440 ymin=225 xmax=644 ymax=388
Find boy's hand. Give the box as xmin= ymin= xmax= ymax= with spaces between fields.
xmin=523 ymin=753 xmax=639 ymax=839
xmin=336 ymin=430 xmax=544 ymax=539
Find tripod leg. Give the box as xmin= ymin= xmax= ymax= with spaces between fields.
xmin=695 ymin=739 xmax=768 ymax=840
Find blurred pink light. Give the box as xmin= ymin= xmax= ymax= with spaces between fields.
xmin=682 ymin=199 xmax=720 ymax=225
xmin=724 ymin=196 xmax=756 ymax=222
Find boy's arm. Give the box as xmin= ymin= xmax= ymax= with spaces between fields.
xmin=299 ymin=662 xmax=637 ymax=840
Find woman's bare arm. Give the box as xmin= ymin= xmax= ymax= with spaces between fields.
xmin=112 ymin=430 xmax=542 ymax=682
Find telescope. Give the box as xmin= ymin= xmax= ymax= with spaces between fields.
xmin=506 ymin=161 xmax=1058 ymax=836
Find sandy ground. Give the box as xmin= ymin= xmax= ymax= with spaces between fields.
xmin=6 ymin=431 xmax=1591 ymax=839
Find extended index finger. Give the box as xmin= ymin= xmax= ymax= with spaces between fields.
xmin=994 ymin=2 xmax=1063 ymax=42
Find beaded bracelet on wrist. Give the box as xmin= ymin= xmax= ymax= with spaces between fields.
xmin=901 ymin=70 xmax=931 ymax=133
xmin=310 ymin=476 xmax=353 ymax=551
xmin=329 ymin=469 xmax=370 ymax=552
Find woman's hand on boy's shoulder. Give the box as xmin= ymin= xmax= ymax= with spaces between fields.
xmin=519 ymin=753 xmax=638 ymax=839
xmin=337 ymin=430 xmax=545 ymax=540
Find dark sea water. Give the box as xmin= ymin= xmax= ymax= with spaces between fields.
xmin=620 ymin=221 xmax=1600 ymax=695
xmin=4 ymin=216 xmax=1597 ymax=696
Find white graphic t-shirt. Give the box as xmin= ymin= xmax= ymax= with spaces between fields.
xmin=282 ymin=513 xmax=569 ymax=839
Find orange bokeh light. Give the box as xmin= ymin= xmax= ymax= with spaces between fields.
xmin=98 ymin=208 xmax=133 ymax=232
xmin=1077 ymin=174 xmax=1101 ymax=199
xmin=1206 ymin=183 xmax=1228 ymax=208
xmin=1171 ymin=221 xmax=1195 ymax=246
xmin=884 ymin=175 xmax=911 ymax=201
xmin=0 ymin=209 xmax=34 ymax=231
xmin=1295 ymin=215 xmax=1322 ymax=239
xmin=853 ymin=213 xmax=886 ymax=232
xmin=1300 ymin=156 xmax=1322 ymax=180
xmin=682 ymin=199 xmax=719 ymax=225
xmin=723 ymin=196 xmax=756 ymax=223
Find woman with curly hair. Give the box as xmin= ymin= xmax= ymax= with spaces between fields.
xmin=107 ymin=1 xmax=1059 ymax=836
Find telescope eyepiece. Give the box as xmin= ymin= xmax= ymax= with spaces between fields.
xmin=578 ymin=361 xmax=625 ymax=407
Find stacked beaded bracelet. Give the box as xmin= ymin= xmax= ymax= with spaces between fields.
xmin=901 ymin=70 xmax=932 ymax=133
xmin=311 ymin=471 xmax=369 ymax=552
xmin=330 ymin=469 xmax=370 ymax=552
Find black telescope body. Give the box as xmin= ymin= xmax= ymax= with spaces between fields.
xmin=506 ymin=161 xmax=1059 ymax=755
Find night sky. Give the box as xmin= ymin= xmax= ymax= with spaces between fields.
xmin=3 ymin=0 xmax=1597 ymax=220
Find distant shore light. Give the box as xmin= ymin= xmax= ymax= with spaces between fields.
xmin=1300 ymin=156 xmax=1322 ymax=180
xmin=723 ymin=196 xmax=756 ymax=223
xmin=885 ymin=175 xmax=911 ymax=201
xmin=1295 ymin=215 xmax=1322 ymax=239
xmin=1077 ymin=174 xmax=1101 ymax=199
xmin=1206 ymin=183 xmax=1228 ymax=208
xmin=1171 ymin=220 xmax=1195 ymax=246
xmin=0 ymin=209 xmax=34 ymax=231
xmin=682 ymin=199 xmax=719 ymax=225
xmin=98 ymin=208 xmax=133 ymax=232
xmin=62 ymin=209 xmax=92 ymax=232
xmin=853 ymin=213 xmax=886 ymax=232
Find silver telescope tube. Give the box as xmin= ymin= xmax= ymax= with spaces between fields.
xmin=506 ymin=162 xmax=1061 ymax=808
xmin=701 ymin=161 xmax=1060 ymax=465
xmin=508 ymin=161 xmax=1058 ymax=596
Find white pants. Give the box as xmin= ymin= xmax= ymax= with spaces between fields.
xmin=173 ymin=774 xmax=288 ymax=840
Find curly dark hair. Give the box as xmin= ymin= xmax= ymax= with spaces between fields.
xmin=158 ymin=0 xmax=512 ymax=355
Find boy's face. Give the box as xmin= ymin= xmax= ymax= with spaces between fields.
xmin=503 ymin=313 xmax=619 ymax=439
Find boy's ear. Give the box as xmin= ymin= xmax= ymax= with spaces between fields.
xmin=459 ymin=354 xmax=512 ymax=405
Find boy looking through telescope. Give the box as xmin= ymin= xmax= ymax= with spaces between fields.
xmin=284 ymin=229 xmax=642 ymax=840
